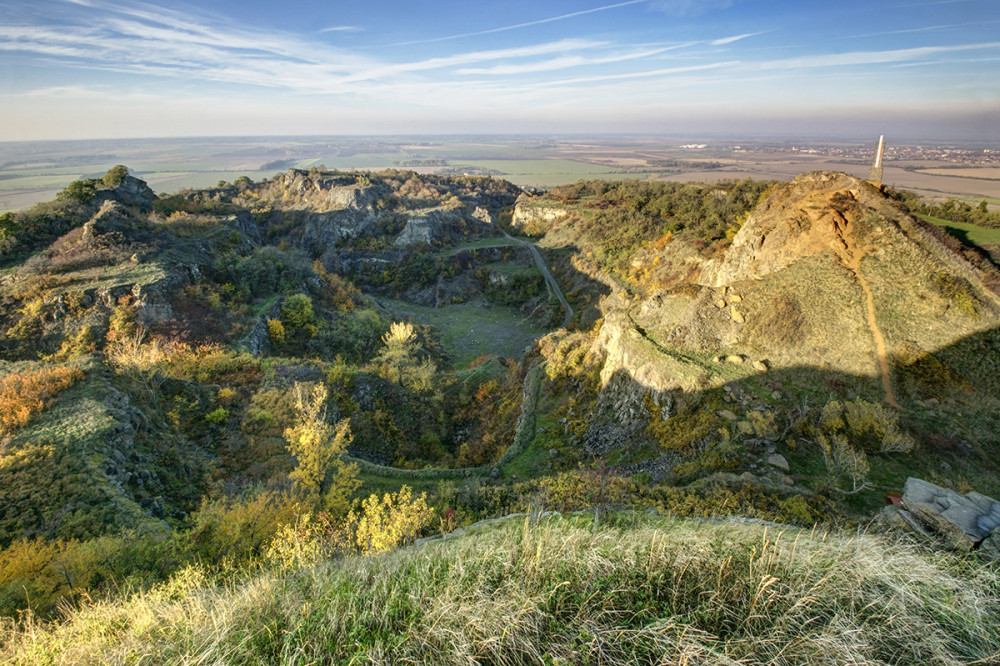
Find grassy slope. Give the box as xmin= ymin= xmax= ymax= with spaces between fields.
xmin=917 ymin=213 xmax=1000 ymax=246
xmin=2 ymin=513 xmax=997 ymax=665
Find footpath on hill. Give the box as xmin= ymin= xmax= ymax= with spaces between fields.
xmin=347 ymin=231 xmax=572 ymax=480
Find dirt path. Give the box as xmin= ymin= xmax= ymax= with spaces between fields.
xmin=855 ymin=267 xmax=901 ymax=408
xmin=820 ymin=204 xmax=901 ymax=408
xmin=500 ymin=227 xmax=574 ymax=329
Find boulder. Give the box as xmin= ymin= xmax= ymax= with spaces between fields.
xmin=395 ymin=215 xmax=439 ymax=247
xmin=893 ymin=477 xmax=1000 ymax=558
xmin=767 ymin=453 xmax=790 ymax=473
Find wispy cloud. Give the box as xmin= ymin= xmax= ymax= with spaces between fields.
xmin=757 ymin=42 xmax=1000 ymax=70
xmin=319 ymin=25 xmax=361 ymax=33
xmin=847 ymin=20 xmax=1000 ymax=39
xmin=457 ymin=45 xmax=687 ymax=76
xmin=711 ymin=32 xmax=761 ymax=46
xmin=649 ymin=0 xmax=736 ymax=17
xmin=537 ymin=61 xmax=740 ymax=87
xmin=382 ymin=0 xmax=647 ymax=47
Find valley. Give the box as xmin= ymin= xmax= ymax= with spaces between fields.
xmin=2 ymin=163 xmax=999 ymax=664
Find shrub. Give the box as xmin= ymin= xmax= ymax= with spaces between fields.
xmin=0 ymin=366 xmax=85 ymax=438
xmin=352 ymin=486 xmax=434 ymax=555
xmin=57 ymin=178 xmax=97 ymax=204
xmin=102 ymin=165 xmax=129 ymax=189
xmin=931 ymin=272 xmax=981 ymax=318
xmin=266 ymin=319 xmax=286 ymax=344
xmin=818 ymin=399 xmax=914 ymax=453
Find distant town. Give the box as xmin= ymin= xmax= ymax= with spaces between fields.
xmin=726 ymin=143 xmax=1000 ymax=165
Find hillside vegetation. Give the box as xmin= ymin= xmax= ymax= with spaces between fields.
xmin=2 ymin=164 xmax=1000 ymax=655
xmin=3 ymin=513 xmax=998 ymax=665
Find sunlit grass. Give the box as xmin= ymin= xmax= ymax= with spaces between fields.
xmin=3 ymin=513 xmax=997 ymax=665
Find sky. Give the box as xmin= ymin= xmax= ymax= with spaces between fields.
xmin=1 ymin=0 xmax=998 ymax=141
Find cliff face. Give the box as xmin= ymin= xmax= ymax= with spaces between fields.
xmin=592 ymin=171 xmax=1000 ymax=428
xmin=510 ymin=197 xmax=569 ymax=234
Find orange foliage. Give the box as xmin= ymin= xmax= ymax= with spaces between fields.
xmin=0 ymin=366 xmax=85 ymax=436
xmin=654 ymin=231 xmax=673 ymax=249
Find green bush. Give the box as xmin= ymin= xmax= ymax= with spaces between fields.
xmin=102 ymin=165 xmax=130 ymax=188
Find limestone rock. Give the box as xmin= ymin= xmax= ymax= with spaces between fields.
xmin=511 ymin=199 xmax=568 ymax=231
xmin=94 ymin=175 xmax=156 ymax=211
xmin=717 ymin=409 xmax=738 ymax=421
xmin=767 ymin=453 xmax=790 ymax=473
xmin=395 ymin=214 xmax=440 ymax=247
xmin=896 ymin=477 xmax=1000 ymax=554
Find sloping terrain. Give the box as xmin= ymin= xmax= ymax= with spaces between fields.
xmin=3 ymin=166 xmax=1000 ymax=629
xmin=517 ymin=172 xmax=1000 ymax=505
xmin=0 ymin=167 xmax=547 ymax=550
xmin=4 ymin=513 xmax=998 ymax=665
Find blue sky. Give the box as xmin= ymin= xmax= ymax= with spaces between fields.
xmin=1 ymin=0 xmax=998 ymax=140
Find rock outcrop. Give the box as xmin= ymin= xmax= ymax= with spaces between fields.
xmin=511 ymin=196 xmax=570 ymax=233
xmin=395 ymin=214 xmax=439 ymax=247
xmin=886 ymin=477 xmax=1000 ymax=559
xmin=94 ymin=175 xmax=156 ymax=211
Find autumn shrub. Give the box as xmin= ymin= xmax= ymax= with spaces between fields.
xmin=0 ymin=366 xmax=85 ymax=438
xmin=352 ymin=486 xmax=434 ymax=555
xmin=160 ymin=344 xmax=262 ymax=384
xmin=817 ymin=398 xmax=915 ymax=453
xmin=931 ymin=272 xmax=982 ymax=318
xmin=183 ymin=490 xmax=303 ymax=567
xmin=283 ymin=382 xmax=359 ymax=514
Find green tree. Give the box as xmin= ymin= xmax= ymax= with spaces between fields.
xmin=280 ymin=294 xmax=318 ymax=340
xmin=283 ymin=382 xmax=359 ymax=514
xmin=102 ymin=165 xmax=129 ymax=188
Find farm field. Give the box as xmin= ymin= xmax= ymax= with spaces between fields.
xmin=2 ymin=135 xmax=999 ymax=212
xmin=916 ymin=213 xmax=1000 ymax=246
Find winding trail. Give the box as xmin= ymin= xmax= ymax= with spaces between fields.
xmin=343 ymin=228 xmax=571 ymax=480
xmin=499 ymin=227 xmax=574 ymax=329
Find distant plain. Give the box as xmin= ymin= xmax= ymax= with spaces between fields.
xmin=2 ymin=136 xmax=998 ymax=213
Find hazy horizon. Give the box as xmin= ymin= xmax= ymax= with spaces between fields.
xmin=2 ymin=0 xmax=999 ymax=142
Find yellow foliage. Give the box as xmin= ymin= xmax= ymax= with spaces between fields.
xmin=819 ymin=399 xmax=914 ymax=453
xmin=352 ymin=486 xmax=434 ymax=555
xmin=263 ymin=513 xmax=350 ymax=570
xmin=283 ymin=382 xmax=359 ymax=512
xmin=266 ymin=319 xmax=285 ymax=344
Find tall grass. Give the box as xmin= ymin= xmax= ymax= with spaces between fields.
xmin=2 ymin=514 xmax=997 ymax=665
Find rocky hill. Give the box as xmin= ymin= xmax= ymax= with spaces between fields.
xmin=3 ymin=166 xmax=1000 ymax=624
xmin=517 ymin=172 xmax=1000 ymax=505
xmin=0 ymin=167 xmax=538 ymax=549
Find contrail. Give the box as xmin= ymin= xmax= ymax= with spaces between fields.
xmin=383 ymin=0 xmax=647 ymax=47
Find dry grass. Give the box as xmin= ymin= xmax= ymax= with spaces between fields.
xmin=0 ymin=365 xmax=85 ymax=438
xmin=2 ymin=514 xmax=997 ymax=665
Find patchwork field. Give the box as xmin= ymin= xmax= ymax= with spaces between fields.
xmin=2 ymin=136 xmax=998 ymax=213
